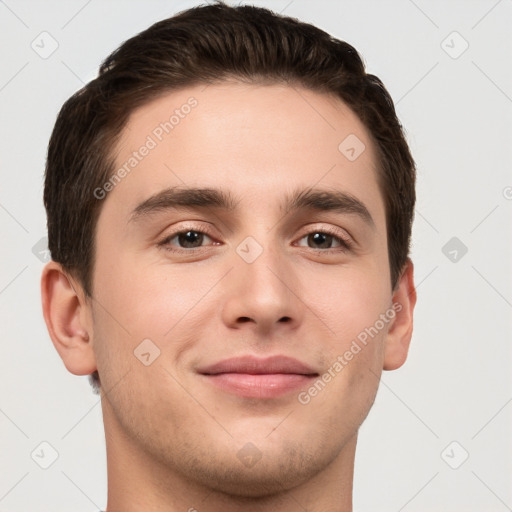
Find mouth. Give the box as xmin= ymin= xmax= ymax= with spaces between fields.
xmin=197 ymin=355 xmax=319 ymax=399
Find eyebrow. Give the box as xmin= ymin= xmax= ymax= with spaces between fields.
xmin=128 ymin=185 xmax=375 ymax=228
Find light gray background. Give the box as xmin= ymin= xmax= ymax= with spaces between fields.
xmin=1 ymin=0 xmax=511 ymax=510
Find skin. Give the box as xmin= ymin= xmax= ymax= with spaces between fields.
xmin=41 ymin=82 xmax=416 ymax=512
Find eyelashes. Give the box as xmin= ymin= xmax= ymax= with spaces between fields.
xmin=294 ymin=226 xmax=352 ymax=252
xmin=158 ymin=228 xmax=218 ymax=252
xmin=156 ymin=223 xmax=354 ymax=255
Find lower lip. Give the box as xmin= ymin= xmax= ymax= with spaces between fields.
xmin=201 ymin=373 xmax=317 ymax=399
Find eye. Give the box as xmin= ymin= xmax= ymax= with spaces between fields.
xmin=157 ymin=227 xmax=218 ymax=252
xmin=157 ymin=224 xmax=353 ymax=254
xmin=295 ymin=227 xmax=352 ymax=252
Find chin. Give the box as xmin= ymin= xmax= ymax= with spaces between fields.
xmin=180 ymin=441 xmax=321 ymax=499
xmin=198 ymin=463 xmax=310 ymax=499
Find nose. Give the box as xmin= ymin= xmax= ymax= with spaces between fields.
xmin=220 ymin=236 xmax=305 ymax=336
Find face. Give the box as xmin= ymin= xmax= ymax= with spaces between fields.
xmin=89 ymin=82 xmax=402 ymax=495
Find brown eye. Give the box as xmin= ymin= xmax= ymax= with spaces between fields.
xmin=307 ymin=232 xmax=336 ymax=249
xmin=158 ymin=227 xmax=217 ymax=252
xmin=296 ymin=228 xmax=352 ymax=252
xmin=173 ymin=230 xmax=206 ymax=249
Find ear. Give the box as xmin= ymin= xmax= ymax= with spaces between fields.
xmin=383 ymin=258 xmax=417 ymax=371
xmin=41 ymin=261 xmax=97 ymax=376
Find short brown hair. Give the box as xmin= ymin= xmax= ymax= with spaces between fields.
xmin=44 ymin=1 xmax=416 ymax=393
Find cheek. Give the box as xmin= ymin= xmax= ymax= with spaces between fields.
xmin=90 ymin=259 xmax=201 ymax=408
xmin=304 ymin=269 xmax=390 ymax=423
xmin=305 ymin=261 xmax=390 ymax=339
xmin=90 ymin=254 xmax=181 ymax=387
xmin=301 ymin=261 xmax=391 ymax=406
xmin=94 ymin=246 xmax=194 ymax=335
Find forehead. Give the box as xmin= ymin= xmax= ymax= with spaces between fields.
xmin=105 ymin=81 xmax=385 ymax=227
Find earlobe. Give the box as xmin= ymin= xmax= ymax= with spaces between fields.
xmin=40 ymin=261 xmax=97 ymax=376
xmin=383 ymin=258 xmax=417 ymax=371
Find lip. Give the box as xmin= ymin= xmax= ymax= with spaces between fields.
xmin=197 ymin=355 xmax=317 ymax=375
xmin=197 ymin=355 xmax=318 ymax=399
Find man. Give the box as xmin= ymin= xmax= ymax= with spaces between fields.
xmin=41 ymin=2 xmax=416 ymax=510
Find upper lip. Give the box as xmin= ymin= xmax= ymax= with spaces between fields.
xmin=197 ymin=355 xmax=318 ymax=375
